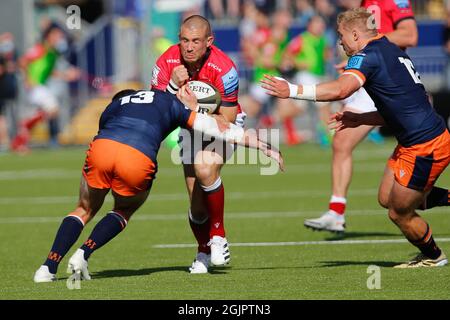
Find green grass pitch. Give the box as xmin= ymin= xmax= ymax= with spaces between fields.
xmin=0 ymin=139 xmax=449 ymax=299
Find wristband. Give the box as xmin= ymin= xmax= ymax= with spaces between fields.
xmin=167 ymin=79 xmax=179 ymax=94
xmin=296 ymin=84 xmax=316 ymax=101
xmin=275 ymin=76 xmax=316 ymax=101
xmin=287 ymin=82 xmax=299 ymax=98
xmin=289 ymin=83 xmax=316 ymax=101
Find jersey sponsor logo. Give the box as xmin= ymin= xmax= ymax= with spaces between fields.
xmin=394 ymin=0 xmax=410 ymax=9
xmin=221 ymin=67 xmax=239 ymax=95
xmin=207 ymin=62 xmax=222 ymax=72
xmin=151 ymin=65 xmax=160 ymax=86
xmin=166 ymin=58 xmax=180 ymax=64
xmin=346 ymin=55 xmax=364 ymax=70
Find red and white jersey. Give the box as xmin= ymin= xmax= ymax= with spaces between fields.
xmin=151 ymin=44 xmax=240 ymax=109
xmin=362 ymin=0 xmax=414 ymax=34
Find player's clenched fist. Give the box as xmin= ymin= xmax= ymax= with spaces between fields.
xmin=171 ymin=65 xmax=189 ymax=87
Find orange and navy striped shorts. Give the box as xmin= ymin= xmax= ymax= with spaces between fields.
xmin=82 ymin=139 xmax=156 ymax=196
xmin=388 ymin=129 xmax=450 ymax=191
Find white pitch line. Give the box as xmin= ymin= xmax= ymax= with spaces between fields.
xmin=0 ymin=208 xmax=448 ymax=224
xmin=0 ymin=169 xmax=79 ymax=180
xmin=152 ymin=238 xmax=450 ymax=249
xmin=0 ymin=162 xmax=387 ymax=181
xmin=0 ymin=188 xmax=380 ymax=205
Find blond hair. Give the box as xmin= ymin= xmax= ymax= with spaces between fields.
xmin=337 ymin=8 xmax=378 ymax=36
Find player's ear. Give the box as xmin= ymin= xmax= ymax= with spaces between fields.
xmin=206 ymin=35 xmax=214 ymax=48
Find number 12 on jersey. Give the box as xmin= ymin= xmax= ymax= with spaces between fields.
xmin=398 ymin=57 xmax=422 ymax=84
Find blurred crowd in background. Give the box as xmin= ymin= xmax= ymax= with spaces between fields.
xmin=0 ymin=0 xmax=449 ymax=153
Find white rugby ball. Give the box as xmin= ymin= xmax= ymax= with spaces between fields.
xmin=188 ymin=80 xmax=221 ymax=114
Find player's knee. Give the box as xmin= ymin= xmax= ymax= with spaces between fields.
xmin=388 ymin=208 xmax=410 ymax=226
xmin=388 ymin=203 xmax=411 ymax=225
xmin=76 ymin=200 xmax=96 ymax=221
xmin=377 ymin=194 xmax=389 ymax=209
xmin=388 ymin=209 xmax=402 ymax=225
xmin=194 ymin=164 xmax=219 ymax=185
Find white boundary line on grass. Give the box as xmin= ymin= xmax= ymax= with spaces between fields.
xmin=0 ymin=208 xmax=449 ymax=224
xmin=152 ymin=238 xmax=450 ymax=249
xmin=0 ymin=189 xmax=380 ymax=205
xmin=0 ymin=157 xmax=391 ymax=181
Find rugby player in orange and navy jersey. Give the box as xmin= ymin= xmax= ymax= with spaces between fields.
xmin=33 ymin=87 xmax=283 ymax=282
xmin=262 ymin=8 xmax=450 ymax=268
xmin=303 ymin=0 xmax=418 ymax=233
xmin=151 ymin=15 xmax=246 ymax=273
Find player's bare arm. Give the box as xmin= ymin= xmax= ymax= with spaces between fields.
xmin=261 ymin=73 xmax=361 ymax=102
xmin=329 ymin=110 xmax=385 ymax=132
xmin=177 ymin=85 xmax=284 ymax=171
xmin=216 ymin=105 xmax=238 ymax=123
xmin=385 ymin=18 xmax=418 ymax=48
xmin=191 ymin=112 xmax=284 ymax=171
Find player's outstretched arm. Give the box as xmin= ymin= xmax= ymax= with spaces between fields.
xmin=192 ymin=113 xmax=284 ymax=171
xmin=177 ymin=85 xmax=284 ymax=171
xmin=260 ymin=73 xmax=361 ymax=102
xmin=329 ymin=111 xmax=386 ymax=132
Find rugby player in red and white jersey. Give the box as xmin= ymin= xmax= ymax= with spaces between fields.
xmin=151 ymin=15 xmax=245 ymax=273
xmin=303 ymin=0 xmax=418 ymax=233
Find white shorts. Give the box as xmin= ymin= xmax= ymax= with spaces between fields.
xmin=294 ymin=72 xmax=328 ymax=108
xmin=249 ymin=82 xmax=271 ymax=104
xmin=179 ymin=129 xmax=235 ymax=165
xmin=29 ymin=85 xmax=58 ymax=113
xmin=341 ymin=87 xmax=376 ymax=112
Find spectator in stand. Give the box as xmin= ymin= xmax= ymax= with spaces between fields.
xmin=444 ymin=9 xmax=450 ymax=90
xmin=283 ymin=15 xmax=333 ymax=146
xmin=294 ymin=0 xmax=316 ymax=27
xmin=11 ymin=22 xmax=80 ymax=152
xmin=0 ymin=32 xmax=19 ymax=152
xmin=207 ymin=0 xmax=240 ymax=21
xmin=242 ymin=10 xmax=295 ymax=138
xmin=253 ymin=0 xmax=277 ymax=15
xmin=240 ymin=1 xmax=271 ymax=67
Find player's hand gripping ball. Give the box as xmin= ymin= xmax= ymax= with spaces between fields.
xmin=188 ymin=80 xmax=222 ymax=114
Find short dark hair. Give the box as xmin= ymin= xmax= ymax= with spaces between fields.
xmin=42 ymin=21 xmax=64 ymax=41
xmin=111 ymin=89 xmax=137 ymax=102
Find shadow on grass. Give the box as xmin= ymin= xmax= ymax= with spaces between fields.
xmin=324 ymin=231 xmax=450 ymax=241
xmin=324 ymin=231 xmax=399 ymax=241
xmin=231 ymin=261 xmax=398 ymax=271
xmin=318 ymin=260 xmax=399 ymax=268
xmin=90 ymin=266 xmax=229 ymax=279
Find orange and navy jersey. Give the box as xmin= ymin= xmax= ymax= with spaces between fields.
xmin=151 ymin=44 xmax=240 ymax=109
xmin=95 ymin=89 xmax=195 ymax=166
xmin=362 ymin=0 xmax=414 ymax=34
xmin=343 ymin=36 xmax=446 ymax=147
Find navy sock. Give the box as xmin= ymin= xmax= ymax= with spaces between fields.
xmin=419 ymin=187 xmax=449 ymax=210
xmin=408 ymin=224 xmax=441 ymax=260
xmin=44 ymin=216 xmax=84 ymax=274
xmin=80 ymin=212 xmax=127 ymax=260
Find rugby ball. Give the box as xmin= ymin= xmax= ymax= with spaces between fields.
xmin=188 ymin=80 xmax=221 ymax=114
